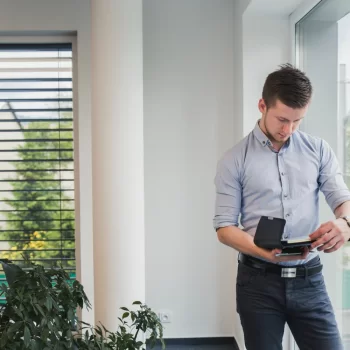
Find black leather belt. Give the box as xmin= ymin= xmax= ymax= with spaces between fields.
xmin=238 ymin=254 xmax=323 ymax=278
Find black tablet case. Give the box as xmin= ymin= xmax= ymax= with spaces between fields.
xmin=253 ymin=216 xmax=314 ymax=250
xmin=254 ymin=216 xmax=286 ymax=249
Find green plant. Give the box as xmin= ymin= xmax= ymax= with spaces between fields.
xmin=0 ymin=261 xmax=165 ymax=350
xmin=75 ymin=302 xmax=165 ymax=350
xmin=0 ymin=261 xmax=88 ymax=349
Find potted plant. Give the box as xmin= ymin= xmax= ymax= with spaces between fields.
xmin=0 ymin=260 xmax=165 ymax=349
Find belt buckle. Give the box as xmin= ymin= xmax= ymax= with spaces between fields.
xmin=281 ymin=267 xmax=297 ymax=278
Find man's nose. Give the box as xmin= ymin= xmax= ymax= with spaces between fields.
xmin=283 ymin=123 xmax=293 ymax=134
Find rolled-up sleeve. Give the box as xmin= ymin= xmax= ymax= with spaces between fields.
xmin=213 ymin=154 xmax=242 ymax=230
xmin=318 ymin=139 xmax=350 ymax=212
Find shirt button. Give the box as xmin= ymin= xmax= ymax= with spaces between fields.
xmin=283 ymin=234 xmax=289 ymax=239
xmin=286 ymin=214 xmax=290 ymax=218
xmin=262 ymin=141 xmax=266 ymax=144
xmin=281 ymin=172 xmax=285 ymax=176
xmin=284 ymin=194 xmax=288 ymax=198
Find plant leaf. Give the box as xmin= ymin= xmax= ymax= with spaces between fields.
xmin=8 ymin=321 xmax=23 ymax=335
xmin=24 ymin=326 xmax=31 ymax=347
xmin=45 ymin=297 xmax=53 ymax=311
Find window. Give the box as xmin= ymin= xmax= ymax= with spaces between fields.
xmin=296 ymin=0 xmax=350 ymax=348
xmin=0 ymin=43 xmax=75 ymax=303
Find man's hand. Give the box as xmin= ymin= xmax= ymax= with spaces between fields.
xmin=309 ymin=219 xmax=350 ymax=253
xmin=261 ymin=247 xmax=309 ymax=263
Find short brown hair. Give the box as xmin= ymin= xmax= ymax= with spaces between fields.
xmin=262 ymin=63 xmax=312 ymax=109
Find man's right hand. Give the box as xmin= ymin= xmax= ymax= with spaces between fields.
xmin=261 ymin=247 xmax=309 ymax=264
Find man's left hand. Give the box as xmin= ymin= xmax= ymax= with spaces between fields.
xmin=309 ymin=218 xmax=350 ymax=253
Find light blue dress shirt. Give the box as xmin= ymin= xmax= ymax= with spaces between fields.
xmin=213 ymin=121 xmax=350 ymax=265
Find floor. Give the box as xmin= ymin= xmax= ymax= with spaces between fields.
xmin=148 ymin=336 xmax=239 ymax=350
xmin=152 ymin=346 xmax=235 ymax=350
xmin=151 ymin=344 xmax=236 ymax=350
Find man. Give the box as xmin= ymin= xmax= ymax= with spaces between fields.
xmin=213 ymin=64 xmax=350 ymax=350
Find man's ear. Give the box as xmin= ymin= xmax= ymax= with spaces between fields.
xmin=258 ymin=98 xmax=267 ymax=114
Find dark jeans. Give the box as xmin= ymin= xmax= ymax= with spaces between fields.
xmin=236 ymin=256 xmax=343 ymax=350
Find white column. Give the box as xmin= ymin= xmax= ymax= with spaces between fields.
xmin=91 ymin=0 xmax=145 ymax=329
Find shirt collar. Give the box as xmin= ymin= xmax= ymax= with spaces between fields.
xmin=253 ymin=120 xmax=291 ymax=151
xmin=253 ymin=120 xmax=271 ymax=147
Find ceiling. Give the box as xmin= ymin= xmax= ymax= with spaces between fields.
xmin=245 ymin=0 xmax=306 ymax=17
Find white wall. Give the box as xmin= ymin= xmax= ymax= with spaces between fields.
xmin=0 ymin=0 xmax=94 ymax=325
xmin=143 ymin=0 xmax=302 ymax=343
xmin=143 ymin=0 xmax=237 ymax=338
xmin=233 ymin=0 xmax=251 ymax=142
xmin=242 ymin=15 xmax=290 ymax=135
